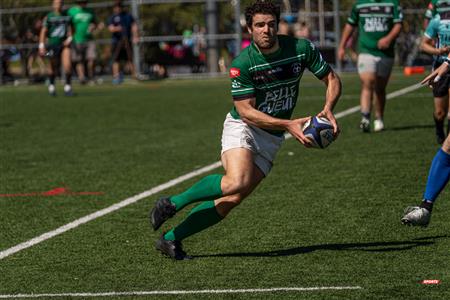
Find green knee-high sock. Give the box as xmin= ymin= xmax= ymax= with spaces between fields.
xmin=164 ymin=200 xmax=223 ymax=241
xmin=170 ymin=174 xmax=223 ymax=211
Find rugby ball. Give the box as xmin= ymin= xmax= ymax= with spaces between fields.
xmin=302 ymin=116 xmax=335 ymax=149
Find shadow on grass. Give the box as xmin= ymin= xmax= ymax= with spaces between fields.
xmin=384 ymin=124 xmax=434 ymax=132
xmin=195 ymin=235 xmax=449 ymax=258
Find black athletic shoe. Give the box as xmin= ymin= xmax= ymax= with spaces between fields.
xmin=150 ymin=197 xmax=176 ymax=231
xmin=155 ymin=235 xmax=192 ymax=260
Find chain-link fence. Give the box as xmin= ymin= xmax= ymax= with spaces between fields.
xmin=0 ymin=1 xmax=433 ymax=84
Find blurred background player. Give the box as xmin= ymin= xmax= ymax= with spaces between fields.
xmin=107 ymin=1 xmax=139 ymax=84
xmin=38 ymin=0 xmax=73 ymax=96
xmin=338 ymin=0 xmax=403 ymax=133
xmin=423 ymin=0 xmax=450 ymax=144
xmin=68 ymin=0 xmax=101 ymax=85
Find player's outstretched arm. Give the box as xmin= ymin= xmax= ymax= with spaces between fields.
xmin=235 ymin=99 xmax=313 ymax=147
xmin=421 ymin=61 xmax=450 ymax=87
xmin=318 ymin=70 xmax=342 ymax=137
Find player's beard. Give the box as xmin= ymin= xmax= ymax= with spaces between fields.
xmin=255 ymin=35 xmax=277 ymax=50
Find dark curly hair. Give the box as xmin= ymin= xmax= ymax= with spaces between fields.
xmin=245 ymin=0 xmax=280 ymax=28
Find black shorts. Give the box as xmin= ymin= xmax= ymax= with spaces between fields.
xmin=46 ymin=45 xmax=63 ymax=58
xmin=111 ymin=40 xmax=132 ymax=62
xmin=432 ymin=61 xmax=450 ymax=97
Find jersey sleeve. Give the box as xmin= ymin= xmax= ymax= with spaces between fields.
xmin=303 ymin=40 xmax=331 ymax=80
xmin=347 ymin=3 xmax=358 ymax=26
xmin=393 ymin=2 xmax=403 ymax=23
xmin=424 ymin=17 xmax=439 ymax=39
xmin=229 ymin=58 xmax=255 ymax=101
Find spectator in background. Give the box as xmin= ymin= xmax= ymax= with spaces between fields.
xmin=278 ymin=18 xmax=291 ymax=35
xmin=39 ymin=0 xmax=73 ymax=96
xmin=68 ymin=0 xmax=102 ymax=85
xmin=108 ymin=1 xmax=139 ymax=84
xmin=293 ymin=21 xmax=310 ymax=39
xmin=21 ymin=19 xmax=46 ymax=82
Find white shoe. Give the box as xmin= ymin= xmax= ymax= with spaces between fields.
xmin=64 ymin=84 xmax=73 ymax=96
xmin=401 ymin=206 xmax=431 ymax=227
xmin=48 ymin=84 xmax=56 ymax=96
xmin=374 ymin=119 xmax=384 ymax=132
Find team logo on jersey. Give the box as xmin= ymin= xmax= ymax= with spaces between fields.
xmin=229 ymin=68 xmax=241 ymax=78
xmin=292 ymin=63 xmax=302 ymax=75
xmin=231 ymin=80 xmax=241 ymax=89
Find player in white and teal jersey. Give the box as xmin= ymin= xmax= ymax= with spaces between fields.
xmin=422 ymin=12 xmax=450 ymax=143
xmin=338 ymin=0 xmax=402 ymax=133
xmin=401 ymin=67 xmax=450 ymax=226
xmin=424 ymin=1 xmax=450 ymax=143
xmin=39 ymin=0 xmax=73 ymax=96
xmin=149 ymin=0 xmax=342 ymax=260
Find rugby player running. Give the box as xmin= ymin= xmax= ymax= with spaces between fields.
xmin=149 ymin=0 xmax=342 ymax=260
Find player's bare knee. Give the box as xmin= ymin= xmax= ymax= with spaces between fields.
xmin=434 ymin=109 xmax=447 ymax=120
xmin=221 ymin=176 xmax=252 ymax=195
xmin=443 ymin=136 xmax=450 ymax=153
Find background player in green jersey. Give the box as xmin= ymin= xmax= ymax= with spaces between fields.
xmin=424 ymin=0 xmax=450 ymax=144
xmin=149 ymin=0 xmax=342 ymax=260
xmin=338 ymin=0 xmax=403 ymax=133
xmin=38 ymin=0 xmax=73 ymax=96
xmin=68 ymin=0 xmax=101 ymax=84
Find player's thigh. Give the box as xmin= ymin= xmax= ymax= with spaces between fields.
xmin=221 ymin=148 xmax=257 ymax=190
xmin=359 ymin=72 xmax=376 ymax=89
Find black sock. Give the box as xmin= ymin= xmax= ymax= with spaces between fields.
xmin=65 ymin=74 xmax=71 ymax=85
xmin=362 ymin=112 xmax=370 ymax=120
xmin=49 ymin=75 xmax=55 ymax=85
xmin=420 ymin=201 xmax=433 ymax=212
xmin=434 ymin=116 xmax=445 ymax=137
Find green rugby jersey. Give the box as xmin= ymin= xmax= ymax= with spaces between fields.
xmin=67 ymin=6 xmax=97 ymax=43
xmin=425 ymin=0 xmax=450 ymax=19
xmin=347 ymin=0 xmax=403 ymax=58
xmin=43 ymin=11 xmax=71 ymax=46
xmin=229 ymin=35 xmax=331 ymax=135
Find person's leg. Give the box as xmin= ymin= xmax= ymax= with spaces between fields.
xmin=359 ymin=72 xmax=376 ymax=132
xmin=156 ymin=148 xmax=265 ymax=259
xmin=373 ymin=75 xmax=389 ymax=132
xmin=434 ymin=95 xmax=448 ymax=143
xmin=87 ymin=42 xmax=96 ymax=82
xmin=164 ymin=149 xmax=264 ymax=242
xmin=423 ymin=136 xmax=450 ymax=203
xmin=48 ymin=54 xmax=59 ymax=96
xmin=402 ymin=135 xmax=450 ymax=226
xmin=62 ymin=46 xmax=73 ymax=95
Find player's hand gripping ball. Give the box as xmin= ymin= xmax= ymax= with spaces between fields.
xmin=302 ymin=116 xmax=335 ymax=149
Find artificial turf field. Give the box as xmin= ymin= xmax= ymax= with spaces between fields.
xmin=0 ymin=71 xmax=449 ymax=299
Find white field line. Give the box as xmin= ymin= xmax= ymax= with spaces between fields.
xmin=0 ymin=286 xmax=363 ymax=298
xmin=0 ymin=82 xmax=424 ymax=261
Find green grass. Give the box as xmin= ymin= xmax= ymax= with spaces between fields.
xmin=0 ymin=72 xmax=449 ymax=299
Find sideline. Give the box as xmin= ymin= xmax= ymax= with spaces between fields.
xmin=0 ymin=286 xmax=363 ymax=298
xmin=0 ymin=82 xmax=423 ymax=261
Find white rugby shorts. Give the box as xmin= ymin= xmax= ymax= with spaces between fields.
xmin=221 ymin=113 xmax=284 ymax=176
xmin=357 ymin=53 xmax=394 ymax=78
